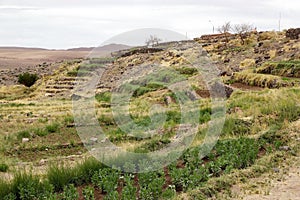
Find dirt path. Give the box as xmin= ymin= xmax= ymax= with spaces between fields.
xmin=240 ymin=157 xmax=300 ymax=200
xmin=233 ymin=120 xmax=300 ymax=200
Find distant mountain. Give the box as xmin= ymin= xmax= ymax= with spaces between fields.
xmin=0 ymin=43 xmax=132 ymax=69
xmin=0 ymin=47 xmax=48 ymax=51
xmin=92 ymin=43 xmax=131 ymax=51
xmin=67 ymin=44 xmax=130 ymax=52
xmin=66 ymin=47 xmax=94 ymax=51
xmin=0 ymin=43 xmax=131 ymax=52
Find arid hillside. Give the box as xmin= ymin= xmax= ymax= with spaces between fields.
xmin=0 ymin=29 xmax=299 ymax=200
xmin=0 ymin=44 xmax=130 ymax=86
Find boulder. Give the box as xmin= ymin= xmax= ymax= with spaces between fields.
xmin=164 ymin=96 xmax=173 ymax=105
xmin=279 ymin=146 xmax=291 ymax=151
xmin=22 ymin=138 xmax=30 ymax=143
xmin=286 ymin=28 xmax=300 ymax=40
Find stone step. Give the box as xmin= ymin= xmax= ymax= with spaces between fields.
xmin=45 ymin=85 xmax=74 ymax=90
xmin=44 ymin=89 xmax=71 ymax=94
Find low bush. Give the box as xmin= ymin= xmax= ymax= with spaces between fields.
xmin=0 ymin=163 xmax=9 ymax=172
xmin=18 ymin=72 xmax=39 ymax=87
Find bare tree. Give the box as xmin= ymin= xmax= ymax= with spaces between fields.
xmin=145 ymin=35 xmax=162 ymax=47
xmin=217 ymin=22 xmax=231 ymax=43
xmin=232 ymin=23 xmax=254 ymax=45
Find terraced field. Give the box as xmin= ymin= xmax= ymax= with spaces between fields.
xmin=0 ymin=30 xmax=299 ymax=199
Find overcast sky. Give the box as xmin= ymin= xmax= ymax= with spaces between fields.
xmin=0 ymin=0 xmax=299 ymax=49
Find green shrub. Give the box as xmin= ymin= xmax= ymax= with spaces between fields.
xmin=45 ymin=123 xmax=59 ymax=133
xmin=0 ymin=163 xmax=9 ymax=172
xmin=18 ymin=72 xmax=39 ymax=87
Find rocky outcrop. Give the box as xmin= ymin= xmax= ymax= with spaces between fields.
xmin=286 ymin=28 xmax=300 ymax=40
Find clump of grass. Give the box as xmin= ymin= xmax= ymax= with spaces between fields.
xmin=175 ymin=67 xmax=198 ymax=76
xmin=0 ymin=179 xmax=11 ymax=198
xmin=45 ymin=123 xmax=60 ymax=133
xmin=47 ymin=158 xmax=103 ymax=192
xmin=16 ymin=131 xmax=31 ymax=140
xmin=95 ymin=92 xmax=111 ymax=103
xmin=0 ymin=163 xmax=9 ymax=172
xmin=257 ymin=60 xmax=300 ymax=78
xmin=222 ymin=117 xmax=251 ymax=136
xmin=199 ymin=107 xmax=212 ymax=124
xmin=7 ymin=172 xmax=53 ymax=200
xmin=67 ymin=67 xmax=91 ymax=77
xmin=135 ymin=138 xmax=171 ymax=152
xmin=233 ymin=72 xmax=291 ymax=88
xmin=132 ymin=82 xmax=165 ymax=97
xmin=166 ymin=110 xmax=181 ymax=124
xmin=34 ymin=128 xmax=48 ymax=137
xmin=47 ymin=164 xmax=77 ymax=192
xmin=64 ymin=115 xmax=74 ymax=124
xmin=98 ymin=114 xmax=115 ymax=126
xmin=88 ymin=57 xmax=115 ymax=64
